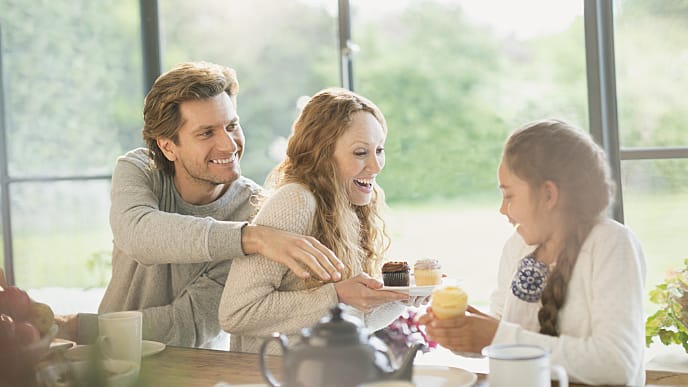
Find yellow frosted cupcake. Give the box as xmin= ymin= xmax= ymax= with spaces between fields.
xmin=431 ymin=285 xmax=468 ymax=319
xmin=413 ymin=259 xmax=442 ymax=286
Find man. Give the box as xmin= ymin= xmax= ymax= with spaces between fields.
xmin=57 ymin=61 xmax=344 ymax=348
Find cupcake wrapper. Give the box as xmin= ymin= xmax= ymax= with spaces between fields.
xmin=414 ymin=270 xmax=442 ymax=286
xmin=383 ymin=271 xmax=410 ymax=286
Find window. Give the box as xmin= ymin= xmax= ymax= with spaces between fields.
xmin=0 ymin=0 xmax=143 ymax=312
xmin=351 ymin=0 xmax=586 ymax=304
xmin=1 ymin=0 xmax=685 ymax=316
xmin=614 ymin=0 xmax=688 ymax=296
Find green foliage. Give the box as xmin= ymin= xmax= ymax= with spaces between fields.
xmin=0 ymin=0 xmax=143 ymax=176
xmin=355 ymin=2 xmax=591 ymax=202
xmin=0 ymin=0 xmax=686 ymax=291
xmin=85 ymin=251 xmax=112 ymax=288
xmin=645 ymin=259 xmax=688 ymax=353
xmin=355 ymin=3 xmax=506 ymax=201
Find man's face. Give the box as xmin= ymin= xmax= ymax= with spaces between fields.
xmin=158 ymin=93 xmax=244 ymax=203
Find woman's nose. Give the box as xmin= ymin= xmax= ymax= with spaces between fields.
xmin=368 ymin=156 xmax=384 ymax=173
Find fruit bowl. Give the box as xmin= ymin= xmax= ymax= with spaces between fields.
xmin=22 ymin=323 xmax=59 ymax=364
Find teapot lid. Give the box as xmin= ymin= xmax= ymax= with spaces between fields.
xmin=306 ymin=304 xmax=366 ymax=347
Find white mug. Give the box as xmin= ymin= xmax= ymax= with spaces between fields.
xmin=482 ymin=344 xmax=568 ymax=387
xmin=98 ymin=311 xmax=143 ymax=365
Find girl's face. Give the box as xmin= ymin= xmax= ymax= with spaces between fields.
xmin=333 ymin=111 xmax=386 ymax=206
xmin=498 ymin=160 xmax=552 ymax=246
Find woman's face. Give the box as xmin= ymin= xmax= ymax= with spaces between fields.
xmin=333 ymin=111 xmax=386 ymax=206
xmin=498 ymin=160 xmax=551 ymax=246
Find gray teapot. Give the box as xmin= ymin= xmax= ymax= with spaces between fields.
xmin=259 ymin=304 xmax=423 ymax=387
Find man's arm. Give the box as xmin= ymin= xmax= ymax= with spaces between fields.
xmin=112 ymin=150 xmax=343 ymax=280
xmin=139 ymin=260 xmax=230 ymax=347
xmin=110 ymin=152 xmax=246 ymax=265
xmin=58 ymin=261 xmax=231 ymax=347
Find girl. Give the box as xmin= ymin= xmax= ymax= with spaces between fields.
xmin=420 ymin=119 xmax=646 ymax=386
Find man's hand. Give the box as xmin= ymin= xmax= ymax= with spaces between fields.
xmin=242 ymin=224 xmax=345 ymax=281
xmin=54 ymin=313 xmax=78 ymax=341
xmin=333 ymin=273 xmax=409 ymax=312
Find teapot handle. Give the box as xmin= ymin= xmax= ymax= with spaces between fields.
xmin=260 ymin=333 xmax=289 ymax=387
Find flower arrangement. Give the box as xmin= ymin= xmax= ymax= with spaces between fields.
xmin=374 ymin=309 xmax=436 ymax=364
xmin=645 ymin=258 xmax=688 ymax=353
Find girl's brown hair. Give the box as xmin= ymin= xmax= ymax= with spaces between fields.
xmin=142 ymin=61 xmax=239 ymax=176
xmin=503 ymin=119 xmax=614 ymax=335
xmin=266 ymin=87 xmax=389 ymax=284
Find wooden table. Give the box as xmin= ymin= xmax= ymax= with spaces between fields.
xmin=139 ymin=346 xmax=688 ymax=387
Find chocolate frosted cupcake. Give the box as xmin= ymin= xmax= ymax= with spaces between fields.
xmin=381 ymin=261 xmax=410 ymax=286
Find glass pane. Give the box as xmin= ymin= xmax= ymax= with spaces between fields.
xmin=615 ymin=1 xmax=688 ymax=147
xmin=0 ymin=0 xmax=144 ymax=177
xmin=621 ymin=159 xmax=688 ymax=310
xmin=352 ymin=0 xmax=586 ymax=304
xmin=159 ymin=0 xmax=340 ymax=184
xmin=11 ymin=180 xmax=112 ymax=312
xmin=0 ymin=185 xmax=4 ymax=270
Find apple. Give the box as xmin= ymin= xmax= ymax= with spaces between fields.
xmin=29 ymin=302 xmax=55 ymax=335
xmin=0 ymin=313 xmax=16 ymax=346
xmin=0 ymin=286 xmax=32 ymax=321
xmin=15 ymin=321 xmax=40 ymax=345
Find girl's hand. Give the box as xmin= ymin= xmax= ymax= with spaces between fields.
xmin=334 ymin=273 xmax=408 ymax=312
xmin=419 ymin=306 xmax=499 ymax=354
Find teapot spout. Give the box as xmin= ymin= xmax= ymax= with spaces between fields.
xmin=392 ymin=342 xmax=424 ymax=381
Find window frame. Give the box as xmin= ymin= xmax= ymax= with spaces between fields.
xmin=1 ymin=0 xmax=686 ymax=284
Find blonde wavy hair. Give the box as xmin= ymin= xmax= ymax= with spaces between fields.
xmin=266 ymin=87 xmax=390 ymax=284
xmin=503 ymin=119 xmax=614 ymax=336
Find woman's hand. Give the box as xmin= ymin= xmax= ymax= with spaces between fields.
xmin=418 ymin=305 xmax=499 ymax=354
xmin=333 ymin=273 xmax=408 ymax=312
xmin=400 ymin=295 xmax=431 ymax=307
xmin=242 ymin=224 xmax=345 ymax=282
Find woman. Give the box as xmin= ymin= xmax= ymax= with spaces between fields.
xmin=420 ymin=119 xmax=646 ymax=386
xmin=219 ymin=88 xmax=409 ymax=354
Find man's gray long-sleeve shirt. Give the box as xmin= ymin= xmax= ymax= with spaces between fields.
xmin=97 ymin=148 xmax=261 ymax=348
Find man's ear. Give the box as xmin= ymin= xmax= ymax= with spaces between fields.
xmin=157 ymin=137 xmax=177 ymax=162
xmin=542 ymin=180 xmax=559 ymax=210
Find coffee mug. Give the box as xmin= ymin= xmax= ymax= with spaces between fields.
xmin=97 ymin=311 xmax=142 ymax=365
xmin=482 ymin=344 xmax=568 ymax=387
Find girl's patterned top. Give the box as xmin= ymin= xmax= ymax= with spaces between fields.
xmin=511 ymin=255 xmax=549 ymax=303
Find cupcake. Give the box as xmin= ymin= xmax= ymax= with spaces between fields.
xmin=413 ymin=259 xmax=442 ymax=286
xmin=431 ymin=285 xmax=468 ymax=319
xmin=381 ymin=261 xmax=410 ymax=286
